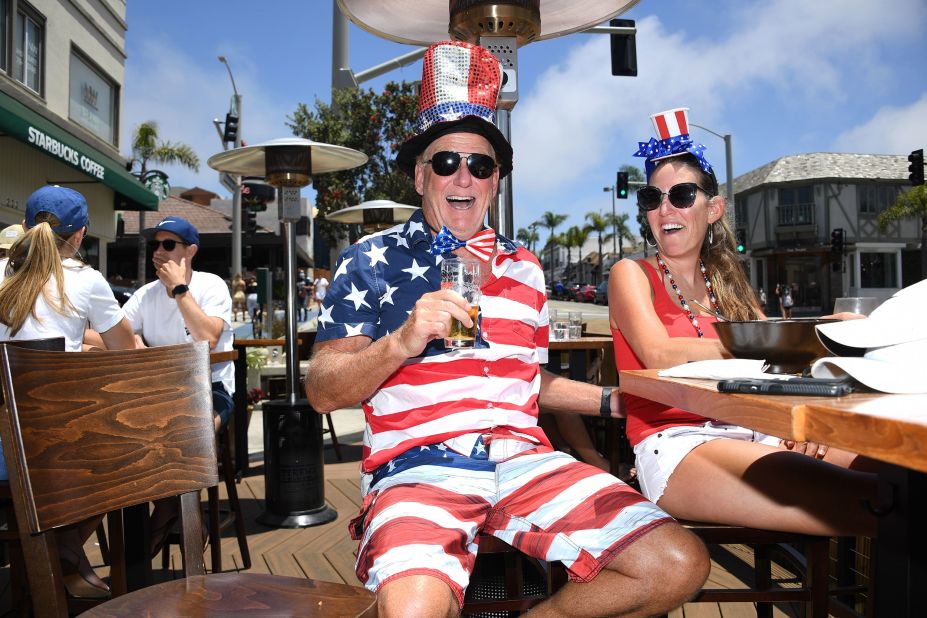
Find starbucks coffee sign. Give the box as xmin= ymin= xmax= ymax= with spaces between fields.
xmin=27 ymin=126 xmax=106 ymax=180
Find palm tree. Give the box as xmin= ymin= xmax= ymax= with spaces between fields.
xmin=127 ymin=121 xmax=200 ymax=284
xmin=585 ymin=211 xmax=610 ymax=281
xmin=536 ymin=211 xmax=568 ymax=283
xmin=608 ymin=212 xmax=635 ymax=260
xmin=516 ymin=226 xmax=539 ymax=253
xmin=564 ymin=225 xmax=590 ymax=284
xmin=879 ymin=184 xmax=927 ymax=276
xmin=619 ymin=164 xmax=647 ymax=256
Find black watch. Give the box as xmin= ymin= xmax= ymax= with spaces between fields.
xmin=171 ymin=284 xmax=189 ymax=297
xmin=600 ymin=387 xmax=614 ymax=417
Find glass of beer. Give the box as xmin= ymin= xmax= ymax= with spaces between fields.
xmin=441 ymin=257 xmax=482 ymax=348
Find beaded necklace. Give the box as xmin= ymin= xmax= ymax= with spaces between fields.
xmin=655 ymin=251 xmax=720 ymax=338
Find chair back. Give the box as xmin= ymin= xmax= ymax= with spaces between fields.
xmin=0 ymin=341 xmax=217 ymax=617
xmin=0 ymin=338 xmax=65 ymax=406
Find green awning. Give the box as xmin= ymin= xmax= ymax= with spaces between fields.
xmin=0 ymin=90 xmax=158 ymax=211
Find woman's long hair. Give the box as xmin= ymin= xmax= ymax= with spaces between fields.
xmin=0 ymin=218 xmax=80 ymax=335
xmin=652 ymin=154 xmax=762 ymax=321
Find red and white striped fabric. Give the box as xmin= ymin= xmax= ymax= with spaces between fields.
xmin=650 ymin=107 xmax=690 ymax=141
xmin=361 ymin=245 xmax=550 ymax=474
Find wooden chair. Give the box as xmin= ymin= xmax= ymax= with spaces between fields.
xmin=461 ymin=535 xmax=567 ymax=616
xmin=0 ymin=341 xmax=376 ymax=617
xmin=678 ymin=521 xmax=830 ymax=618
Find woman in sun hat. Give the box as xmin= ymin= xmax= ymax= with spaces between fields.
xmin=607 ymin=108 xmax=878 ymax=538
xmin=0 ymin=185 xmax=135 ymax=598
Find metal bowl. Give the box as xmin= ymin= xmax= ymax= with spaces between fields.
xmin=712 ymin=318 xmax=839 ymax=374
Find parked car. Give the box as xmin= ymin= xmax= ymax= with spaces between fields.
xmin=594 ymin=281 xmax=609 ymax=305
xmin=574 ymin=284 xmax=596 ymax=303
xmin=109 ymin=283 xmax=137 ymax=306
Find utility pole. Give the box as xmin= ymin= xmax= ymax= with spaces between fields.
xmin=219 ymin=56 xmax=243 ymax=278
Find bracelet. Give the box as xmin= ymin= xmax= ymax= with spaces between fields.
xmin=600 ymin=387 xmax=614 ymax=417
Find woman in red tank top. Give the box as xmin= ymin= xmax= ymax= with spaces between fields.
xmin=607 ymin=111 xmax=877 ymax=538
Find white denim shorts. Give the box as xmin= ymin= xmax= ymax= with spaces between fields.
xmin=633 ymin=422 xmax=782 ymax=503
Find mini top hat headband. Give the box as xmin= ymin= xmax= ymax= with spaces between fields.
xmin=632 ymin=107 xmax=712 ymax=179
xmin=395 ymin=40 xmax=513 ymax=178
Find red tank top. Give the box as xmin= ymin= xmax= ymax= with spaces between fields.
xmin=612 ymin=260 xmax=718 ymax=445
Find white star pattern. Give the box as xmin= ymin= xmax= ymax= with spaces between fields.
xmin=380 ymin=284 xmax=398 ymax=306
xmin=333 ymin=257 xmax=353 ymax=281
xmin=406 ymin=220 xmax=424 ymax=236
xmin=434 ymin=253 xmax=444 ymax=266
xmin=317 ymin=304 xmax=334 ymax=328
xmin=389 ymin=232 xmax=409 ymax=248
xmin=363 ymin=244 xmax=389 ymax=267
xmin=474 ymin=442 xmax=486 ymax=455
xmin=344 ymin=283 xmax=371 ymax=311
xmin=402 ymin=258 xmax=429 ymax=281
xmin=345 ymin=323 xmax=365 ymax=337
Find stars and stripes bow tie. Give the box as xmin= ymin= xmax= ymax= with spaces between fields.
xmin=429 ymin=226 xmax=496 ymax=262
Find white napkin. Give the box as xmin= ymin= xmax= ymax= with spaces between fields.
xmin=658 ymin=358 xmax=788 ymax=380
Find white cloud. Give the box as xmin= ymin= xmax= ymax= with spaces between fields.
xmin=832 ymin=94 xmax=927 ymax=155
xmin=122 ymin=38 xmax=297 ymax=195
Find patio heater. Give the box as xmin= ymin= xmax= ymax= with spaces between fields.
xmin=325 ymin=199 xmax=419 ymax=234
xmin=336 ymin=0 xmax=639 ymax=237
xmin=208 ymin=138 xmax=367 ymax=527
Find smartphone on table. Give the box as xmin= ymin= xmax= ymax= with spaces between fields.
xmin=717 ymin=376 xmax=855 ymax=397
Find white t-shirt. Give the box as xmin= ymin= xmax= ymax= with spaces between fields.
xmin=0 ymin=258 xmax=124 ymax=352
xmin=314 ymin=276 xmax=329 ymax=301
xmin=123 ymin=270 xmax=235 ymax=394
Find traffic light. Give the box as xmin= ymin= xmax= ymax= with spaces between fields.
xmin=242 ymin=206 xmax=257 ymax=235
xmin=616 ymin=171 xmax=629 ymax=199
xmin=909 ymin=148 xmax=925 ymax=186
xmin=609 ymin=18 xmax=638 ymax=77
xmin=735 ymin=228 xmax=746 ymax=253
xmin=831 ymin=228 xmax=845 ymax=254
xmin=222 ymin=112 xmax=239 ymax=144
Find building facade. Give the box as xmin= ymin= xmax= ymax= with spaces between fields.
xmin=734 ymin=153 xmax=918 ymax=315
xmin=0 ymin=0 xmax=155 ymax=273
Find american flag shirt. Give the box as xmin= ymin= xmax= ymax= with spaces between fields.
xmin=315 ymin=209 xmax=552 ymax=478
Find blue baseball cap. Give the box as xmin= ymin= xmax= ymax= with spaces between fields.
xmin=25 ymin=186 xmax=90 ymax=234
xmin=142 ymin=216 xmax=199 ymax=246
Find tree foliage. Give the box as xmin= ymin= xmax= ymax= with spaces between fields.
xmin=287 ymin=82 xmax=420 ymax=248
xmin=879 ymin=184 xmax=927 ymax=275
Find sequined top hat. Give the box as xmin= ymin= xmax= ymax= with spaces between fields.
xmin=632 ymin=107 xmax=713 ymax=180
xmin=396 ymin=40 xmax=513 ymax=178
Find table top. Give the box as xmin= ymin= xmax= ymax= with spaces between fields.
xmin=549 ymin=336 xmax=613 ymax=351
xmin=619 ymin=369 xmax=927 ymax=474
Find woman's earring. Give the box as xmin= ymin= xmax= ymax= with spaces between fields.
xmin=707 ymin=224 xmax=714 ymax=246
xmin=645 ymin=228 xmax=657 ymax=248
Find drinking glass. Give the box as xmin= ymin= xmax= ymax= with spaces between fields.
xmin=568 ymin=311 xmax=583 ymax=340
xmin=441 ymin=258 xmax=481 ymax=348
xmin=833 ymin=297 xmax=880 ymax=316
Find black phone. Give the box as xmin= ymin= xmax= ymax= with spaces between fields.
xmin=717 ymin=376 xmax=855 ymax=397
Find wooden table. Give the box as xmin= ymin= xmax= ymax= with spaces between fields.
xmin=619 ymin=369 xmax=927 ymax=617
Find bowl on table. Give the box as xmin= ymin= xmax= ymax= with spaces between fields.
xmin=712 ymin=318 xmax=839 ymax=374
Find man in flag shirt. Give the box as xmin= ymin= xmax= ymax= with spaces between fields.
xmin=307 ymin=40 xmax=708 ymax=618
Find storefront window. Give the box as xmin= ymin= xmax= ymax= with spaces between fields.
xmin=69 ymin=50 xmax=117 ymax=144
xmin=14 ymin=4 xmax=42 ymax=94
xmin=860 ymin=252 xmax=897 ymax=288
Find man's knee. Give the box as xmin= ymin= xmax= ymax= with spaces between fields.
xmin=377 ymin=574 xmax=458 ymax=618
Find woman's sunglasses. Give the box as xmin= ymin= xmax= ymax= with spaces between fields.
xmin=423 ymin=151 xmax=497 ymax=179
xmin=637 ymin=183 xmax=713 ymax=211
xmin=148 ymin=239 xmax=189 ymax=252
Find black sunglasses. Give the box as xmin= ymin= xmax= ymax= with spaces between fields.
xmin=148 ymin=238 xmax=189 ymax=252
xmin=423 ymin=151 xmax=497 ymax=179
xmin=637 ymin=183 xmax=714 ymax=211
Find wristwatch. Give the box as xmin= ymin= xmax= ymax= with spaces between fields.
xmin=600 ymin=387 xmax=614 ymax=417
xmin=171 ymin=284 xmax=189 ymax=298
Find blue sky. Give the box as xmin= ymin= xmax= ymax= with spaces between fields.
xmin=123 ymin=0 xmax=927 ymax=241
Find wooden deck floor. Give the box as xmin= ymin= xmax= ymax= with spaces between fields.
xmin=11 ymin=439 xmax=804 ymax=617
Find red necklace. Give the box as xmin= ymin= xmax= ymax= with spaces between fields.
xmin=655 ymin=251 xmax=720 ymax=338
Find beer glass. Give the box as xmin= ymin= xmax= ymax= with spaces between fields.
xmin=441 ymin=258 xmax=481 ymax=348
xmin=833 ymin=297 xmax=880 ymax=316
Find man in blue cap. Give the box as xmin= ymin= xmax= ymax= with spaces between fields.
xmin=122 ymin=215 xmax=235 ymax=556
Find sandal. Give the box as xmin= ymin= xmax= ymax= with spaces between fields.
xmin=59 ymin=546 xmax=110 ymax=599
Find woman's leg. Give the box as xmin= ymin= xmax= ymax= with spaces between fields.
xmin=656 ymin=439 xmax=877 ymax=537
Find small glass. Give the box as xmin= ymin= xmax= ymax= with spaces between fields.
xmin=568 ymin=311 xmax=583 ymax=340
xmin=833 ymin=297 xmax=880 ymax=316
xmin=551 ymin=320 xmax=569 ymax=342
xmin=441 ymin=257 xmax=481 ymax=348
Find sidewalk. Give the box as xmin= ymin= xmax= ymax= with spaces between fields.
xmin=246 ymin=404 xmax=365 ymax=460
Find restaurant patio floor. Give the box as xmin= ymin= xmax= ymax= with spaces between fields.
xmin=1 ymin=414 xmax=805 ymax=617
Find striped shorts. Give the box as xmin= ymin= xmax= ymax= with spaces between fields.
xmin=350 ymin=439 xmax=672 ymax=607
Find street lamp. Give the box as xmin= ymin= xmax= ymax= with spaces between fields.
xmin=602 ymin=185 xmax=616 ymax=257
xmin=218 ymin=55 xmax=244 ymax=279
xmin=689 ymin=123 xmax=734 ymax=228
